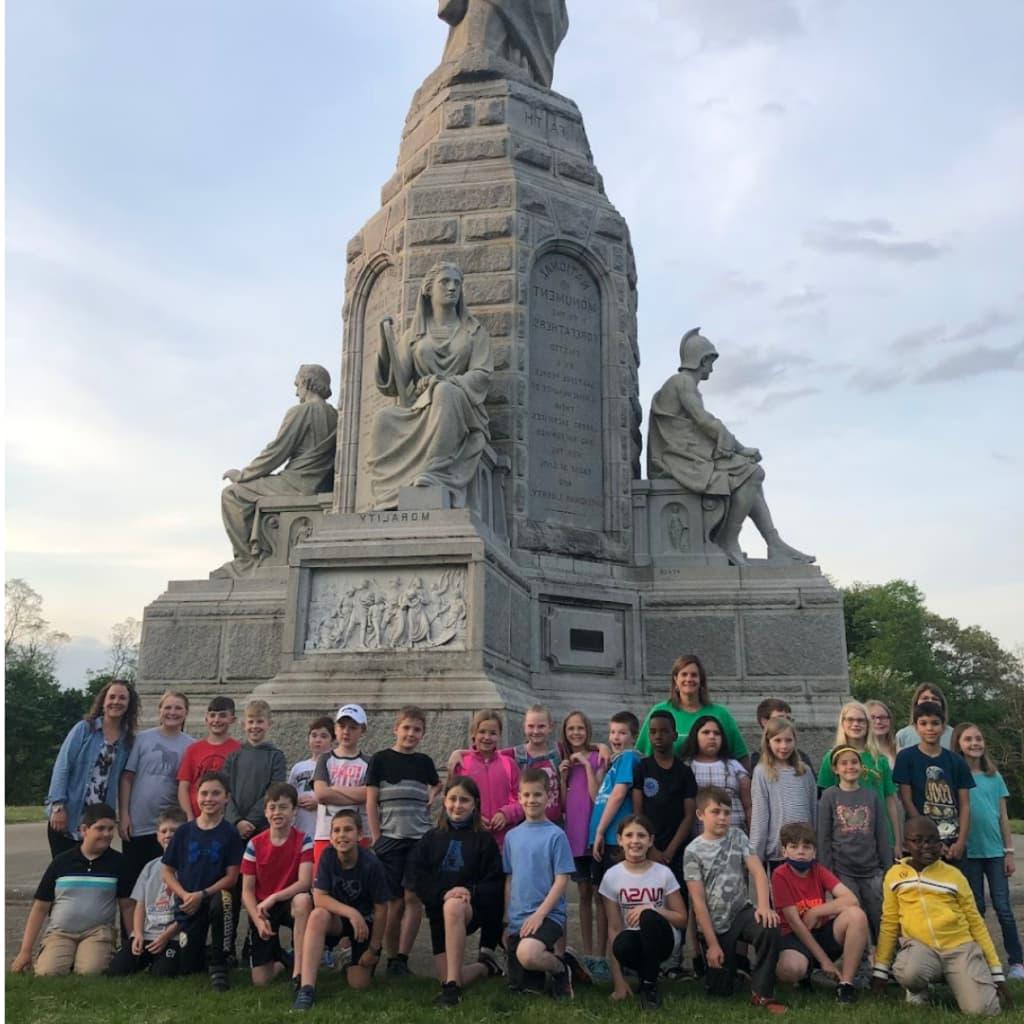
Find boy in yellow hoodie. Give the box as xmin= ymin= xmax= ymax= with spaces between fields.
xmin=871 ymin=816 xmax=1008 ymax=1015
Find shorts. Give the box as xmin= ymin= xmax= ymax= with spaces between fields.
xmin=373 ymin=836 xmax=419 ymax=899
xmin=331 ymin=914 xmax=371 ymax=965
xmin=427 ymin=904 xmax=483 ymax=956
xmin=779 ymin=919 xmax=843 ymax=968
xmin=572 ymin=855 xmax=594 ymax=883
xmin=590 ymin=846 xmax=621 ymax=887
xmin=509 ymin=916 xmax=563 ymax=952
xmin=245 ymin=903 xmax=293 ymax=968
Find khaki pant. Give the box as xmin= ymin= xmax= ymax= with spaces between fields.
xmin=35 ymin=925 xmax=115 ymax=976
xmin=893 ymin=939 xmax=1000 ymax=1016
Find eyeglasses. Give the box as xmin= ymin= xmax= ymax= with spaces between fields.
xmin=869 ymin=714 xmax=890 ymax=722
xmin=842 ymin=717 xmax=868 ymax=724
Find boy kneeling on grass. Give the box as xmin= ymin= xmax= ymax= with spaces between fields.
xmin=241 ymin=782 xmax=313 ymax=988
xmin=871 ymin=816 xmax=1009 ymax=1016
xmin=771 ymin=821 xmax=869 ymax=1004
xmin=683 ymin=785 xmax=787 ymax=1014
xmin=292 ymin=808 xmax=390 ymax=1011
xmin=11 ymin=803 xmax=131 ymax=977
xmin=160 ymin=770 xmax=244 ymax=991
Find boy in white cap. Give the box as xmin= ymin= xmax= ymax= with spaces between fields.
xmin=311 ymin=705 xmax=370 ymax=875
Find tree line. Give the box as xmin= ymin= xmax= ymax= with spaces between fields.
xmin=5 ymin=577 xmax=1023 ymax=812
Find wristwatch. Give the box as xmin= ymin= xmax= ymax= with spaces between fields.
xmin=1004 ymin=847 xmax=1015 ymax=855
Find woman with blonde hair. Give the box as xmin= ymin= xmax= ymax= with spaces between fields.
xmin=817 ymin=700 xmax=900 ymax=848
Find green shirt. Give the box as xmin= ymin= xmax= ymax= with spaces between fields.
xmin=636 ymin=701 xmax=749 ymax=759
xmin=817 ymin=748 xmax=897 ymax=842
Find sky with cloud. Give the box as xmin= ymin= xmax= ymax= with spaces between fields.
xmin=6 ymin=1 xmax=1023 ymax=687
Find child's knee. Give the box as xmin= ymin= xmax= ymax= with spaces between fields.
xmin=347 ymin=966 xmax=372 ymax=990
xmin=516 ymin=938 xmax=546 ymax=969
xmin=307 ymin=907 xmax=330 ymax=934
xmin=291 ymin=892 xmax=312 ymax=916
xmin=776 ymin=952 xmax=807 ymax=983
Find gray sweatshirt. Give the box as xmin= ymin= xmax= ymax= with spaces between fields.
xmin=817 ymin=785 xmax=892 ymax=877
xmin=749 ymin=763 xmax=818 ymax=861
xmin=224 ymin=742 xmax=287 ymax=832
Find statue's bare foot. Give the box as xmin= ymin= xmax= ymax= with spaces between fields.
xmin=766 ymin=531 xmax=816 ymax=564
xmin=716 ymin=538 xmax=750 ymax=567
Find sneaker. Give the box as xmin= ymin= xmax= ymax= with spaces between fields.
xmin=387 ymin=955 xmax=412 ymax=977
xmin=208 ymin=963 xmax=230 ymax=992
xmin=562 ymin=947 xmax=593 ymax=986
xmin=478 ymin=947 xmax=504 ymax=978
xmin=638 ymin=985 xmax=663 ymax=1010
xmin=1008 ymin=964 xmax=1024 ymax=981
xmin=551 ymin=960 xmax=574 ymax=1000
xmin=291 ymin=984 xmax=316 ymax=1012
xmin=836 ymin=983 xmax=857 ymax=1004
xmin=750 ymin=993 xmax=788 ymax=1014
xmin=434 ymin=981 xmax=461 ymax=1008
xmin=321 ymin=948 xmax=335 ymax=969
xmin=588 ymin=957 xmax=612 ymax=983
xmin=905 ymin=988 xmax=929 ymax=1006
xmin=335 ymin=943 xmax=352 ymax=970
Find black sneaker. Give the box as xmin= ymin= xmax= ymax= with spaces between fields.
xmin=478 ymin=947 xmax=504 ymax=978
xmin=639 ymin=985 xmax=663 ymax=1011
xmin=435 ymin=982 xmax=462 ymax=1008
xmin=291 ymin=984 xmax=316 ymax=1012
xmin=551 ymin=960 xmax=574 ymax=1001
xmin=836 ymin=983 xmax=857 ymax=1005
xmin=387 ymin=956 xmax=412 ymax=977
xmin=208 ymin=963 xmax=230 ymax=992
xmin=562 ymin=947 xmax=592 ymax=987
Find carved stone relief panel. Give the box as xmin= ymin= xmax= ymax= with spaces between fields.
xmin=304 ymin=567 xmax=468 ymax=653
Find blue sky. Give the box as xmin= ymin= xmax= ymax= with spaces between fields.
xmin=6 ymin=1 xmax=1023 ymax=686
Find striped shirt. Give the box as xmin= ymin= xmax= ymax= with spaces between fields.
xmin=686 ymin=758 xmax=749 ymax=831
xmin=365 ymin=748 xmax=439 ymax=840
xmin=35 ymin=845 xmax=130 ymax=934
xmin=749 ymin=762 xmax=818 ymax=861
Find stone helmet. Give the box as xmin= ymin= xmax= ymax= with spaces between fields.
xmin=678 ymin=327 xmax=718 ymax=371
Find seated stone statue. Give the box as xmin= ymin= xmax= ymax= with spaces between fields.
xmin=213 ymin=364 xmax=338 ymax=578
xmin=367 ymin=260 xmax=493 ymax=509
xmin=647 ymin=328 xmax=814 ymax=568
xmin=437 ymin=0 xmax=569 ymax=89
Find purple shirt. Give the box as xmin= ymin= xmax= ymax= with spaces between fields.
xmin=563 ymin=751 xmax=602 ymax=856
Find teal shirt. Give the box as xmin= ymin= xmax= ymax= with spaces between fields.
xmin=966 ymin=771 xmax=1010 ymax=859
xmin=817 ymin=748 xmax=897 ymax=843
xmin=636 ymin=701 xmax=748 ymax=759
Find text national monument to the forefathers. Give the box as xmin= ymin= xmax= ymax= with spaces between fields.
xmin=137 ymin=2 xmax=848 ymax=761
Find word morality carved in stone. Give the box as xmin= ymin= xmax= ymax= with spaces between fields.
xmin=306 ymin=569 xmax=468 ymax=653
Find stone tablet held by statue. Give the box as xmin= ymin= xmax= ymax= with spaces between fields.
xmin=647 ymin=328 xmax=815 ymax=568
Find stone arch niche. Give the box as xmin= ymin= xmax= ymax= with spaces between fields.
xmin=335 ymin=258 xmax=401 ymax=513
xmin=525 ymin=248 xmax=606 ymax=536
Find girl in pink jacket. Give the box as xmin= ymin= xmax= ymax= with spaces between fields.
xmin=451 ymin=710 xmax=523 ymax=849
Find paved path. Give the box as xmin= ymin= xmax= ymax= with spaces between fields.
xmin=6 ymin=824 xmax=1024 ymax=967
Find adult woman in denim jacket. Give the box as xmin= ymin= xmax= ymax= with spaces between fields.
xmin=45 ymin=679 xmax=139 ymax=856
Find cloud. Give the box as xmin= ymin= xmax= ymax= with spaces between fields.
xmin=707 ymin=345 xmax=815 ymax=394
xmin=890 ymin=310 xmax=1019 ymax=352
xmin=658 ymin=0 xmax=803 ymax=50
xmin=760 ymin=101 xmax=787 ymax=116
xmin=847 ymin=368 xmax=905 ymax=394
xmin=948 ymin=309 xmax=1018 ymax=344
xmin=776 ymin=285 xmax=825 ymax=309
xmin=753 ymin=386 xmax=820 ymax=411
xmin=917 ymin=340 xmax=1024 ymax=383
xmin=803 ymin=218 xmax=944 ymax=262
xmin=715 ymin=270 xmax=767 ymax=296
xmin=889 ymin=324 xmax=947 ymax=352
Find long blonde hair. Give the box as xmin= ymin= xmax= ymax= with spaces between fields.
xmin=865 ymin=700 xmax=896 ymax=763
xmin=759 ymin=717 xmax=806 ymax=781
xmin=833 ymin=700 xmax=881 ymax=758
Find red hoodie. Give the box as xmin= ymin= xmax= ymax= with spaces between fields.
xmin=453 ymin=750 xmax=524 ymax=848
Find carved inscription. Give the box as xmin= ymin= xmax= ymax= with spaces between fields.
xmin=528 ymin=254 xmax=603 ymax=530
xmin=355 ymin=265 xmax=400 ymax=512
xmin=511 ymin=98 xmax=586 ymax=152
xmin=305 ymin=568 xmax=467 ymax=653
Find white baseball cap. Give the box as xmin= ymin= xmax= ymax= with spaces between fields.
xmin=335 ymin=703 xmax=368 ymax=726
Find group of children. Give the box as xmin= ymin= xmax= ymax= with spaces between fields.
xmin=13 ymin=677 xmax=1021 ymax=1017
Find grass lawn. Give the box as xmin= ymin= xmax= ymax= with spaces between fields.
xmin=5 ymin=805 xmax=46 ymax=824
xmin=1010 ymin=818 xmax=1023 ymax=835
xmin=6 ymin=972 xmax=1021 ymax=1024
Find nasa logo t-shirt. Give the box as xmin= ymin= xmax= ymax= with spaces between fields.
xmin=599 ymin=860 xmax=681 ymax=945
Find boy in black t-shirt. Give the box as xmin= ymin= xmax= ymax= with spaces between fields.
xmin=292 ymin=809 xmax=391 ymax=1011
xmin=365 ymin=704 xmax=440 ymax=976
xmin=161 ymin=771 xmax=245 ymax=991
xmin=632 ymin=710 xmax=698 ymax=881
xmin=11 ymin=803 xmax=132 ymax=976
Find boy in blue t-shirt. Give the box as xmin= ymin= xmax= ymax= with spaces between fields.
xmin=161 ymin=770 xmax=245 ymax=991
xmin=892 ymin=703 xmax=974 ymax=862
xmin=503 ymin=767 xmax=577 ymax=999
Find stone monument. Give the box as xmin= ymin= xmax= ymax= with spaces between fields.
xmin=136 ymin=5 xmax=848 ymax=761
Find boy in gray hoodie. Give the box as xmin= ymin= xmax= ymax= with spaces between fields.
xmin=222 ymin=699 xmax=286 ymax=952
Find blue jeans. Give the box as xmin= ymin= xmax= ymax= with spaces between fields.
xmin=962 ymin=857 xmax=1023 ymax=965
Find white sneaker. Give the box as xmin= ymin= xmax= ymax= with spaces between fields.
xmin=905 ymin=988 xmax=929 ymax=1006
xmin=1008 ymin=963 xmax=1024 ymax=981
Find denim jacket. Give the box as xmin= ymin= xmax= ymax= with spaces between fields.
xmin=45 ymin=718 xmax=132 ymax=834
